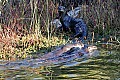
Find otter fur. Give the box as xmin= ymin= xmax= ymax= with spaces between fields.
xmin=40 ymin=42 xmax=84 ymax=60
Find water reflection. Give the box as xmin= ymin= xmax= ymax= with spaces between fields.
xmin=0 ymin=43 xmax=120 ymax=79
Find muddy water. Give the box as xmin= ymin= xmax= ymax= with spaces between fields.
xmin=0 ymin=43 xmax=120 ymax=80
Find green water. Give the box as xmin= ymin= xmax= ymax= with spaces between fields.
xmin=0 ymin=43 xmax=120 ymax=80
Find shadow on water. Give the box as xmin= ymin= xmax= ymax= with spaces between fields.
xmin=0 ymin=43 xmax=120 ymax=80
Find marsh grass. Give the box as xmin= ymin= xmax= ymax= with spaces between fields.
xmin=82 ymin=0 xmax=119 ymax=40
xmin=0 ymin=0 xmax=119 ymax=60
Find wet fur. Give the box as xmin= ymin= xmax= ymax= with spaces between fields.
xmin=41 ymin=42 xmax=84 ymax=59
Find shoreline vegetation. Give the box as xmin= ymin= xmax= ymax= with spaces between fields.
xmin=0 ymin=0 xmax=119 ymax=60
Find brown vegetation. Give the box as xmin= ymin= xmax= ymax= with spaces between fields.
xmin=0 ymin=0 xmax=119 ymax=60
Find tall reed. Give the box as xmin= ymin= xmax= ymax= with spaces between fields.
xmin=81 ymin=0 xmax=119 ymax=41
xmin=0 ymin=0 xmax=119 ymax=60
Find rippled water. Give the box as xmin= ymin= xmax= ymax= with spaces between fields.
xmin=0 ymin=43 xmax=120 ymax=80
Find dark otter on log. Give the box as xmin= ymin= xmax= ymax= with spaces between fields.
xmin=53 ymin=6 xmax=88 ymax=41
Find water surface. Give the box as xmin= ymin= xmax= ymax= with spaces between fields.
xmin=0 ymin=43 xmax=120 ymax=80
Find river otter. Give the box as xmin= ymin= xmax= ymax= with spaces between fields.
xmin=78 ymin=45 xmax=98 ymax=58
xmin=85 ymin=45 xmax=97 ymax=53
xmin=40 ymin=42 xmax=84 ymax=60
xmin=63 ymin=45 xmax=98 ymax=57
xmin=42 ymin=45 xmax=98 ymax=64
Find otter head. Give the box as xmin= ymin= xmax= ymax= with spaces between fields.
xmin=87 ymin=46 xmax=97 ymax=53
xmin=87 ymin=46 xmax=99 ymax=57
